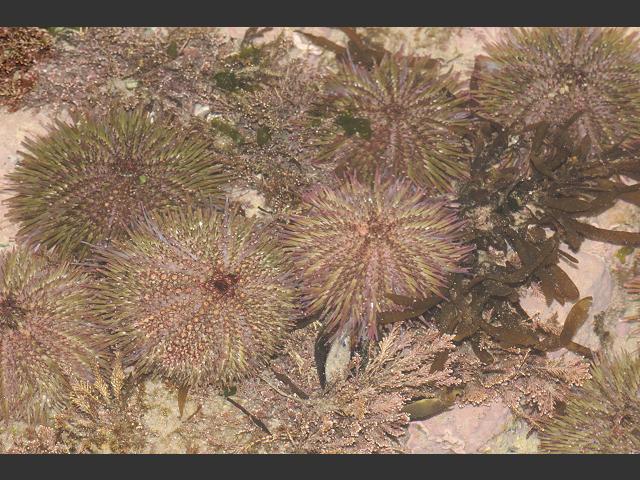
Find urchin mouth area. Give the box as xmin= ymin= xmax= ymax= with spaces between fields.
xmin=555 ymin=63 xmax=588 ymax=88
xmin=116 ymin=155 xmax=143 ymax=176
xmin=0 ymin=294 xmax=24 ymax=330
xmin=202 ymin=271 xmax=239 ymax=296
xmin=356 ymin=216 xmax=391 ymax=242
xmin=381 ymin=101 xmax=405 ymax=120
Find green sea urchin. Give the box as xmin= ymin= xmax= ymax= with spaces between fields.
xmin=283 ymin=174 xmax=472 ymax=341
xmin=538 ymin=351 xmax=640 ymax=453
xmin=6 ymin=110 xmax=230 ymax=259
xmin=93 ymin=206 xmax=297 ymax=390
xmin=474 ymin=27 xmax=640 ymax=152
xmin=0 ymin=246 xmax=106 ymax=422
xmin=316 ymin=52 xmax=470 ymax=193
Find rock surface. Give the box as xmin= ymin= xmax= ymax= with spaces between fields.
xmin=406 ymin=401 xmax=512 ymax=454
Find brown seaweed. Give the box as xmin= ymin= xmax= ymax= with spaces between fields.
xmin=293 ymin=28 xmax=387 ymax=69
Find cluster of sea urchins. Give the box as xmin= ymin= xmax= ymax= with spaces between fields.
xmin=2 ymin=26 xmax=640 ymax=453
xmin=1 ymin=43 xmax=474 ymax=429
xmin=2 ymin=109 xmax=287 ymax=421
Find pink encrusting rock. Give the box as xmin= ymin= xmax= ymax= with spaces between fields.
xmin=405 ymin=401 xmax=512 ymax=454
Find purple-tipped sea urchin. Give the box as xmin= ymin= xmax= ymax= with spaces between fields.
xmin=474 ymin=27 xmax=640 ymax=152
xmin=538 ymin=351 xmax=640 ymax=453
xmin=0 ymin=246 xmax=107 ymax=422
xmin=6 ymin=110 xmax=230 ymax=259
xmin=93 ymin=206 xmax=297 ymax=390
xmin=283 ymin=174 xmax=472 ymax=341
xmin=317 ymin=53 xmax=470 ymax=193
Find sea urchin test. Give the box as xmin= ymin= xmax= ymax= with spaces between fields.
xmin=93 ymin=206 xmax=297 ymax=390
xmin=284 ymin=174 xmax=472 ymax=341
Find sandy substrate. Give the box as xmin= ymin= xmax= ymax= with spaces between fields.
xmin=1 ymin=27 xmax=639 ymax=453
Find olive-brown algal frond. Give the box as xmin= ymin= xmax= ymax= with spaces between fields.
xmin=474 ymin=27 xmax=640 ymax=152
xmin=93 ymin=206 xmax=297 ymax=390
xmin=457 ymin=118 xmax=640 ymax=310
xmin=0 ymin=247 xmax=108 ymax=423
xmin=317 ymin=52 xmax=471 ymax=193
xmin=5 ymin=109 xmax=230 ymax=259
xmin=283 ymin=174 xmax=472 ymax=341
xmin=538 ymin=351 xmax=640 ymax=453
xmin=293 ymin=27 xmax=389 ymax=70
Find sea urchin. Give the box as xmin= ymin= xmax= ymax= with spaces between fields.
xmin=283 ymin=174 xmax=472 ymax=341
xmin=317 ymin=52 xmax=470 ymax=193
xmin=538 ymin=351 xmax=640 ymax=454
xmin=474 ymin=27 xmax=640 ymax=152
xmin=6 ymin=109 xmax=230 ymax=259
xmin=0 ymin=246 xmax=106 ymax=423
xmin=93 ymin=206 xmax=297 ymax=390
